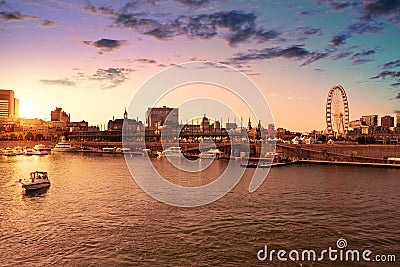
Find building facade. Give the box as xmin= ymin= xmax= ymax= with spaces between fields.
xmin=0 ymin=89 xmax=19 ymax=118
xmin=381 ymin=115 xmax=394 ymax=128
xmin=51 ymin=107 xmax=70 ymax=122
xmin=145 ymin=106 xmax=178 ymax=130
xmin=397 ymin=114 xmax=400 ymax=128
xmin=361 ymin=115 xmax=378 ymax=126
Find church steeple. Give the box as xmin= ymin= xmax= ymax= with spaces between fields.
xmin=247 ymin=117 xmax=252 ymax=130
xmin=124 ymin=108 xmax=128 ymax=120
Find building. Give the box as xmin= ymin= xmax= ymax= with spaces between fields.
xmin=200 ymin=115 xmax=211 ymax=132
xmin=108 ymin=109 xmax=144 ymax=132
xmin=51 ymin=107 xmax=70 ymax=122
xmin=67 ymin=121 xmax=89 ymax=132
xmin=225 ymin=122 xmax=237 ymax=130
xmin=349 ymin=120 xmax=362 ymax=130
xmin=361 ymin=115 xmax=378 ymax=126
xmin=381 ymin=115 xmax=394 ymax=128
xmin=267 ymin=123 xmax=275 ymax=137
xmin=0 ymin=89 xmax=19 ymax=118
xmin=145 ymin=106 xmax=178 ymax=130
xmin=397 ymin=114 xmax=400 ymax=128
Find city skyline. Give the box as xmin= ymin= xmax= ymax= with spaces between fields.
xmin=1 ymin=1 xmax=399 ymax=132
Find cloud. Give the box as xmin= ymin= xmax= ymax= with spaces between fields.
xmin=0 ymin=10 xmax=40 ymax=21
xmin=350 ymin=49 xmax=377 ymax=65
xmin=176 ymin=0 xmax=210 ymax=6
xmin=0 ymin=2 xmax=40 ymax=21
xmin=371 ymin=70 xmax=400 ymax=79
xmin=112 ymin=9 xmax=281 ymax=46
xmin=41 ymin=19 xmax=59 ymax=27
xmin=230 ymin=45 xmax=309 ymax=62
xmin=330 ymin=21 xmax=384 ymax=46
xmin=390 ymin=93 xmax=400 ymax=100
xmin=287 ymin=26 xmax=322 ymax=41
xmin=383 ymin=59 xmax=400 ymax=69
xmin=83 ymin=0 xmax=97 ymax=14
xmin=40 ymin=67 xmax=134 ymax=90
xmin=363 ymin=0 xmax=400 ymax=16
xmin=135 ymin=58 xmax=157 ymax=64
xmin=87 ymin=67 xmax=134 ymax=89
xmin=298 ymin=10 xmax=319 ymax=16
xmin=39 ymin=79 xmax=76 ymax=86
xmin=371 ymin=70 xmax=400 ymax=88
xmin=83 ymin=38 xmax=128 ymax=53
xmin=228 ymin=45 xmax=328 ymax=66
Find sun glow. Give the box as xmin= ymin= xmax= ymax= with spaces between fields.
xmin=19 ymin=99 xmax=39 ymax=119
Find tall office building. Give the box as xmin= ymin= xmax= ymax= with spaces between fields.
xmin=361 ymin=115 xmax=378 ymax=126
xmin=0 ymin=89 xmax=19 ymax=118
xmin=381 ymin=115 xmax=394 ymax=128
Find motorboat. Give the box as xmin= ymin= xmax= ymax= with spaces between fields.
xmin=19 ymin=171 xmax=50 ymax=191
xmin=24 ymin=147 xmax=34 ymax=155
xmin=102 ymin=147 xmax=115 ymax=153
xmin=33 ymin=144 xmax=49 ymax=155
xmin=199 ymin=149 xmax=223 ymax=159
xmin=52 ymin=142 xmax=77 ymax=152
xmin=159 ymin=147 xmax=183 ymax=157
xmin=14 ymin=146 xmax=23 ymax=155
xmin=116 ymin=147 xmax=131 ymax=153
xmin=3 ymin=147 xmax=16 ymax=156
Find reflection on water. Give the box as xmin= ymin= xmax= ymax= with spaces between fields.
xmin=0 ymin=154 xmax=399 ymax=266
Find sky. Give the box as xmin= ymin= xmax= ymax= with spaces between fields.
xmin=0 ymin=0 xmax=399 ymax=132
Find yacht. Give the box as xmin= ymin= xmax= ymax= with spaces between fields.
xmin=19 ymin=171 xmax=50 ymax=191
xmin=3 ymin=147 xmax=16 ymax=156
xmin=159 ymin=147 xmax=183 ymax=157
xmin=199 ymin=149 xmax=223 ymax=159
xmin=23 ymin=147 xmax=34 ymax=156
xmin=33 ymin=144 xmax=49 ymax=155
xmin=52 ymin=142 xmax=77 ymax=152
xmin=14 ymin=146 xmax=23 ymax=155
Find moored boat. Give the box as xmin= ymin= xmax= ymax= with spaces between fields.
xmin=199 ymin=149 xmax=223 ymax=159
xmin=52 ymin=142 xmax=77 ymax=152
xmin=23 ymin=147 xmax=34 ymax=155
xmin=19 ymin=171 xmax=50 ymax=191
xmin=159 ymin=147 xmax=183 ymax=157
xmin=33 ymin=144 xmax=49 ymax=155
xmin=3 ymin=147 xmax=16 ymax=156
xmin=14 ymin=146 xmax=23 ymax=155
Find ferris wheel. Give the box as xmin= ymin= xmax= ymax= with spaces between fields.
xmin=326 ymin=85 xmax=349 ymax=135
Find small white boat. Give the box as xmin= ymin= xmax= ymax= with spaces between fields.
xmin=33 ymin=144 xmax=49 ymax=155
xmin=102 ymin=147 xmax=115 ymax=152
xmin=199 ymin=149 xmax=223 ymax=159
xmin=159 ymin=147 xmax=183 ymax=157
xmin=3 ymin=147 xmax=16 ymax=156
xmin=116 ymin=147 xmax=131 ymax=153
xmin=14 ymin=146 xmax=23 ymax=155
xmin=52 ymin=142 xmax=77 ymax=152
xmin=24 ymin=147 xmax=34 ymax=156
xmin=19 ymin=171 xmax=50 ymax=191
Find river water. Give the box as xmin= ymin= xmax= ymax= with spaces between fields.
xmin=0 ymin=153 xmax=399 ymax=266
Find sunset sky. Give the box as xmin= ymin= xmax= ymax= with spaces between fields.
xmin=0 ymin=0 xmax=399 ymax=131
